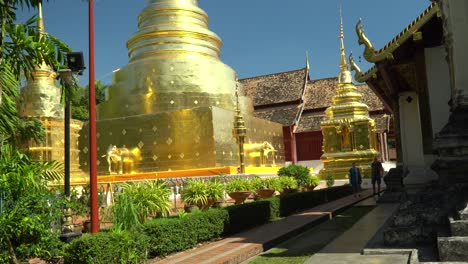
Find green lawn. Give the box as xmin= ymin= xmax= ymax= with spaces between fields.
xmin=247 ymin=205 xmax=376 ymax=264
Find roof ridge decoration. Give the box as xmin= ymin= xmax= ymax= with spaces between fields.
xmin=239 ymin=67 xmax=307 ymax=81
xmin=356 ymin=2 xmax=440 ymax=63
xmin=349 ymin=53 xmax=377 ymax=83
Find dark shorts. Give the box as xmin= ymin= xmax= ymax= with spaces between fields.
xmin=372 ymin=176 xmax=381 ymax=185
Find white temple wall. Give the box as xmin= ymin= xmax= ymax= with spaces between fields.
xmin=424 ymin=45 xmax=451 ymax=136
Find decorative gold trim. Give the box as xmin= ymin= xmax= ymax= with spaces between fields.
xmin=349 ymin=53 xmax=377 ymax=82
xmin=127 ymin=30 xmax=222 ymax=52
xmin=139 ymin=9 xmax=209 ymax=26
xmin=127 ymin=40 xmax=220 ymax=58
xmin=128 ymin=49 xmax=218 ymax=62
xmin=356 ymin=2 xmax=440 ymax=63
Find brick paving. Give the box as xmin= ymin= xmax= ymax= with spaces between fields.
xmin=151 ymin=189 xmax=376 ymax=264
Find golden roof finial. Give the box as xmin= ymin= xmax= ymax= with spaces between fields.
xmin=38 ymin=0 xmax=45 ymax=34
xmin=339 ymin=3 xmax=348 ymax=71
xmin=337 ymin=3 xmax=353 ymax=84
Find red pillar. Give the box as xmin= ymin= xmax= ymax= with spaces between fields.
xmin=290 ymin=125 xmax=297 ymax=164
xmin=88 ymin=0 xmax=99 ymax=233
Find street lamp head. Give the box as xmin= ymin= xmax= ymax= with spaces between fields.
xmin=66 ymin=52 xmax=86 ymax=75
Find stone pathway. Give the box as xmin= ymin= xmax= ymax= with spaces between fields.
xmin=305 ymin=199 xmax=403 ymax=263
xmin=151 ymin=189 xmax=375 ymax=264
xmin=318 ymin=201 xmax=399 ymax=253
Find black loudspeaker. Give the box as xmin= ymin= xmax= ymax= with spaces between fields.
xmin=66 ymin=52 xmax=86 ymax=74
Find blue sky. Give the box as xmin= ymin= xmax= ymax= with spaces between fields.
xmin=19 ymin=0 xmax=429 ymax=86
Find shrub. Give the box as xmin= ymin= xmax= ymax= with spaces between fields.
xmin=64 ymin=231 xmax=149 ymax=264
xmin=207 ymin=180 xmax=225 ymax=202
xmin=226 ymin=177 xmax=252 ymax=193
xmin=113 ymin=180 xmax=172 ymax=230
xmin=278 ymin=176 xmax=298 ymax=190
xmin=181 ymin=179 xmax=209 ymax=209
xmin=142 ymin=208 xmax=228 ymax=257
xmin=224 ymin=200 xmax=272 ymax=234
xmin=278 ymin=164 xmax=311 ymax=186
xmin=326 ymin=173 xmax=335 ymax=188
xmin=305 ymin=175 xmax=321 ymax=186
xmin=279 ymin=185 xmax=353 ymax=216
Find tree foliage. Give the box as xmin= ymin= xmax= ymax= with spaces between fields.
xmin=0 ymin=144 xmax=66 ymax=263
xmin=71 ymin=80 xmax=108 ymax=121
xmin=0 ymin=1 xmax=74 ymax=262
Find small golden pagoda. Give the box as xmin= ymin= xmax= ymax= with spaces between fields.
xmin=18 ymin=2 xmax=83 ymax=174
xmin=319 ymin=12 xmax=379 ymax=179
xmin=79 ymin=0 xmax=284 ymax=174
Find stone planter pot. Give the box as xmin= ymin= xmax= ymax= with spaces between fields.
xmin=228 ymin=191 xmax=252 ymax=204
xmin=304 ymin=185 xmax=317 ymax=191
xmin=280 ymin=188 xmax=298 ymax=196
xmin=184 ymin=204 xmax=196 ymax=213
xmin=256 ymin=188 xmax=275 ymax=198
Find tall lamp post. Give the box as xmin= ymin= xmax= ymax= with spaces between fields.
xmin=88 ymin=0 xmax=99 ymax=233
xmin=58 ymin=52 xmax=85 ymax=242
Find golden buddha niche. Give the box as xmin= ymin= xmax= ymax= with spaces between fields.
xmin=79 ymin=0 xmax=285 ymax=175
xmin=319 ymin=10 xmax=379 ymax=180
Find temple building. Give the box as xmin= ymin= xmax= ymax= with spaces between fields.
xmin=240 ymin=65 xmax=391 ymax=175
xmin=79 ymin=0 xmax=284 ymax=175
xmin=350 ymin=1 xmax=454 ymax=188
xmin=17 ymin=2 xmax=82 ymax=174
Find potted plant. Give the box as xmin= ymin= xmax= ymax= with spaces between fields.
xmin=278 ymin=164 xmax=312 ymax=188
xmin=226 ymin=178 xmax=252 ymax=204
xmin=207 ymin=179 xmax=225 ymax=208
xmin=278 ymin=176 xmax=298 ymax=195
xmin=181 ymin=179 xmax=211 ymax=210
xmin=303 ymin=175 xmax=320 ymax=191
xmin=253 ymin=177 xmax=277 ymax=198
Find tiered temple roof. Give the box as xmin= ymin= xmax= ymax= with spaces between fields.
xmin=240 ymin=67 xmax=309 ymax=126
xmin=298 ymin=77 xmax=388 ymax=133
xmin=241 ymin=71 xmax=389 ymax=133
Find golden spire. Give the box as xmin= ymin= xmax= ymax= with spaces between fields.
xmin=339 ymin=5 xmax=348 ymax=71
xmin=337 ymin=4 xmax=353 ymax=84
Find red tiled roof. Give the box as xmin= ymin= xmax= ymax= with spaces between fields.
xmin=303 ymin=77 xmax=384 ymax=111
xmin=253 ymin=104 xmax=302 ymax=126
xmin=240 ymin=68 xmax=308 ymax=107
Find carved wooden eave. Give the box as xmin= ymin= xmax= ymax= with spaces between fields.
xmin=356 ymin=2 xmax=441 ymax=63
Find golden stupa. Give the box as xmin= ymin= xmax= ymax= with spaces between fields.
xmin=18 ymin=2 xmax=83 ymax=173
xmin=79 ymin=0 xmax=284 ymax=175
xmin=319 ymin=13 xmax=379 ymax=180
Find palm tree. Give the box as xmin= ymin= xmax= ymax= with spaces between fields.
xmin=0 ymin=1 xmax=75 ymax=262
xmin=0 ymin=0 xmax=70 ymax=144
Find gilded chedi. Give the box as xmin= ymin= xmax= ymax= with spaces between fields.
xmin=18 ymin=2 xmax=83 ymax=173
xmin=319 ymin=14 xmax=379 ymax=179
xmin=80 ymin=0 xmax=284 ymax=174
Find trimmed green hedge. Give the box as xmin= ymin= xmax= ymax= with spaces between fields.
xmin=64 ymin=185 xmax=353 ymax=262
xmin=64 ymin=231 xmax=149 ymax=264
xmin=143 ymin=208 xmax=228 ymax=257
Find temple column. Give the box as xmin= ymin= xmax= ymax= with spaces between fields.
xmin=383 ymin=132 xmax=389 ymax=162
xmin=399 ymin=92 xmax=438 ymax=188
xmin=432 ymin=0 xmax=468 ymax=184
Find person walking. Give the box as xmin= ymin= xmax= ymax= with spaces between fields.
xmin=371 ymin=157 xmax=384 ymax=196
xmin=348 ymin=162 xmax=362 ymax=197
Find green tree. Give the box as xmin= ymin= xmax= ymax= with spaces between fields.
xmin=71 ymin=80 xmax=109 ymax=121
xmin=0 ymin=1 xmax=70 ymax=144
xmin=0 ymin=144 xmax=66 ymax=263
xmin=0 ymin=1 xmax=74 ymax=263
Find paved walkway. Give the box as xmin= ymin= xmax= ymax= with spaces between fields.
xmin=305 ymin=199 xmax=401 ymax=263
xmin=151 ymin=189 xmax=375 ymax=264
